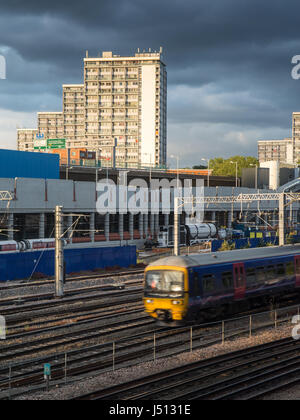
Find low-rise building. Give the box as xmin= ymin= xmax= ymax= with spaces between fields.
xmin=258 ymin=138 xmax=293 ymax=164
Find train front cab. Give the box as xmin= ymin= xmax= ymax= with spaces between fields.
xmin=143 ymin=265 xmax=189 ymax=325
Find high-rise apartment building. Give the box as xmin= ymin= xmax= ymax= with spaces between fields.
xmin=292 ymin=112 xmax=300 ymax=163
xmin=17 ymin=49 xmax=167 ymax=169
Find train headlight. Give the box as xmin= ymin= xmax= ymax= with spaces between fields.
xmin=172 ymin=300 xmax=182 ymax=305
xmin=146 ymin=299 xmax=154 ymax=304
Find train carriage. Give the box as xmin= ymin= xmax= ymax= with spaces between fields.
xmin=143 ymin=245 xmax=300 ymax=325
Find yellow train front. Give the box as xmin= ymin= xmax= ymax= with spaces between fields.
xmin=143 ymin=257 xmax=190 ymax=325
xmin=144 ymin=246 xmax=300 ymax=326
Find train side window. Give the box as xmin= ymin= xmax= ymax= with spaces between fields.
xmin=256 ymin=266 xmax=265 ymax=283
xmin=266 ymin=265 xmax=275 ymax=280
xmin=286 ymin=261 xmax=295 ymax=276
xmin=276 ymin=264 xmax=285 ymax=276
xmin=193 ymin=272 xmax=200 ymax=296
xmin=221 ymin=272 xmax=233 ymax=289
xmin=246 ymin=268 xmax=256 ymax=286
xmin=202 ymin=274 xmax=215 ymax=293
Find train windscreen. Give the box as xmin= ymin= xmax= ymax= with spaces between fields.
xmin=145 ymin=270 xmax=184 ymax=298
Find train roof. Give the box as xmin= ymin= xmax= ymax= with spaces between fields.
xmin=147 ymin=245 xmax=300 ymax=269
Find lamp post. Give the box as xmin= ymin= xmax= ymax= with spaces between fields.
xmin=201 ymin=158 xmax=210 ymax=187
xmin=230 ymin=161 xmax=238 ymax=187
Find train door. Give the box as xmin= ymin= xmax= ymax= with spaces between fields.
xmin=294 ymin=256 xmax=300 ymax=287
xmin=233 ymin=263 xmax=246 ymax=300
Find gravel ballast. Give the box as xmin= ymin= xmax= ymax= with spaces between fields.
xmin=15 ymin=323 xmax=297 ymax=400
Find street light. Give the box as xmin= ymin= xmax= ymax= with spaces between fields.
xmin=201 ymin=158 xmax=210 ymax=187
xmin=230 ymin=161 xmax=238 ymax=188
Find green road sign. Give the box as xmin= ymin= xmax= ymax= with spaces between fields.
xmin=47 ymin=139 xmax=66 ymax=149
xmin=34 ymin=139 xmax=47 ymax=150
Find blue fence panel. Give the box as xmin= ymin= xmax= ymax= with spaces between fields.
xmin=0 ymin=245 xmax=137 ymax=282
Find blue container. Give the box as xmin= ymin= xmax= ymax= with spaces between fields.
xmin=0 ymin=149 xmax=59 ymax=179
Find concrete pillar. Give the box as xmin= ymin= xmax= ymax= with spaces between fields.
xmin=272 ymin=212 xmax=277 ymax=228
xmin=139 ymin=213 xmax=144 ymax=239
xmin=90 ymin=212 xmax=95 ymax=242
xmin=164 ymin=214 xmax=169 ymax=227
xmin=105 ymin=213 xmax=110 ymax=240
xmin=227 ymin=211 xmax=233 ymax=228
xmin=211 ymin=211 xmax=216 ymax=224
xmin=129 ymin=213 xmax=134 ymax=240
xmin=155 ymin=214 xmax=160 ymax=236
xmin=8 ymin=213 xmax=14 ymax=241
xmin=144 ymin=213 xmax=148 ymax=237
xmin=150 ymin=214 xmax=155 ymax=237
xmin=119 ymin=213 xmax=124 ymax=240
xmin=39 ymin=213 xmax=45 ymax=239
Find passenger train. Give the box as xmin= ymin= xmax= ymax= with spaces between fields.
xmin=143 ymin=245 xmax=300 ymax=325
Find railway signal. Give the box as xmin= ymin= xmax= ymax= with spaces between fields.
xmin=44 ymin=363 xmax=51 ymax=391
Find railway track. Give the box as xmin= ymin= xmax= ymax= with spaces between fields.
xmin=0 ymin=323 xmax=170 ymax=398
xmin=0 ymin=305 xmax=296 ymax=399
xmin=0 ymin=285 xmax=143 ymax=318
xmin=74 ymin=337 xmax=300 ymax=400
xmin=0 ymin=268 xmax=145 ymax=291
xmin=0 ymin=313 xmax=154 ymax=365
xmin=5 ymin=302 xmax=145 ymax=340
xmin=0 ymin=276 xmax=144 ymax=309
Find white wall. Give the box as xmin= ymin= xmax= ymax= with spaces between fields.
xmin=260 ymin=161 xmax=280 ymax=190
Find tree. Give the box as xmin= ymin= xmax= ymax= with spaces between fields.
xmin=208 ymin=156 xmax=259 ymax=177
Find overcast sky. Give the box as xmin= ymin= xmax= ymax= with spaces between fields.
xmin=0 ymin=0 xmax=300 ymax=167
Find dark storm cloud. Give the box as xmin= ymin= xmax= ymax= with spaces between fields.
xmin=1 ymin=0 xmax=300 ymax=160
